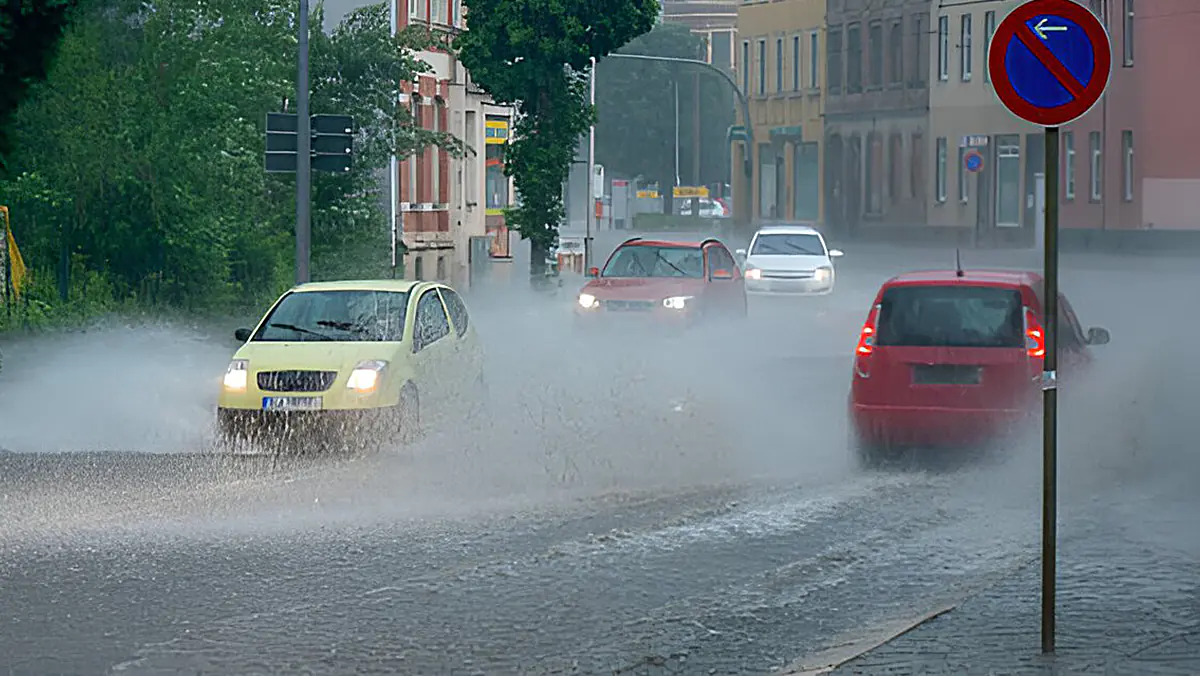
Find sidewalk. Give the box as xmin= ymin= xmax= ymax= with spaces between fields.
xmin=824 ymin=496 xmax=1200 ymax=675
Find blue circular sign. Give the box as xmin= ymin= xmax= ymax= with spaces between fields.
xmin=964 ymin=150 xmax=984 ymax=174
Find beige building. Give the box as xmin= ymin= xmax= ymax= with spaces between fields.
xmin=927 ymin=1 xmax=1041 ymax=244
xmin=734 ymin=0 xmax=825 ymax=223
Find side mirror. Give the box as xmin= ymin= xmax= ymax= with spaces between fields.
xmin=735 ymin=248 xmax=746 ymax=257
xmin=711 ymin=269 xmax=733 ymax=281
xmin=587 ymin=266 xmax=600 ymax=278
xmin=1086 ymin=327 xmax=1111 ymax=346
xmin=828 ymin=249 xmax=845 ymax=258
xmin=234 ymin=328 xmax=252 ymax=342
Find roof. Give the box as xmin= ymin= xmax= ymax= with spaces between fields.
xmin=884 ymin=269 xmax=1044 ymax=286
xmin=754 ymin=223 xmax=820 ymax=235
xmin=290 ymin=279 xmax=427 ymax=293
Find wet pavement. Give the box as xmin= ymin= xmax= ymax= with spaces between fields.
xmin=2 ymin=246 xmax=1197 ymax=674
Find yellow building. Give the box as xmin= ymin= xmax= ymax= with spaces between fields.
xmin=733 ymin=0 xmax=825 ymax=224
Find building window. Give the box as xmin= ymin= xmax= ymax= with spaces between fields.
xmin=711 ymin=31 xmax=732 ymax=71
xmin=984 ymin=11 xmax=996 ymax=83
xmin=741 ymin=40 xmax=750 ymax=94
xmin=846 ymin=23 xmax=862 ymax=93
xmin=809 ymin=31 xmax=820 ymax=89
xmin=792 ymin=35 xmax=801 ymax=91
xmin=1122 ymin=130 xmax=1134 ymax=201
xmin=958 ymin=147 xmax=969 ymax=202
xmin=485 ymin=117 xmax=510 ymax=212
xmin=776 ymin=37 xmax=784 ymax=92
xmin=432 ymin=0 xmax=448 ymax=24
xmin=414 ymin=256 xmax=424 ymax=281
xmin=960 ymin=14 xmax=972 ymax=81
xmin=1123 ymin=0 xmax=1134 ymax=66
xmin=1089 ymin=131 xmax=1102 ymax=201
xmin=1088 ymin=0 xmax=1101 ymax=14
xmin=431 ymin=103 xmax=441 ymax=203
xmin=936 ymin=137 xmax=947 ymax=203
xmin=889 ymin=21 xmax=903 ymax=84
xmin=464 ymin=110 xmax=477 ymax=205
xmin=888 ymin=133 xmax=902 ymax=202
xmin=436 ymin=255 xmax=446 ymax=280
xmin=1063 ymin=130 xmax=1075 ymax=200
xmin=827 ymin=26 xmax=842 ymax=93
xmin=757 ymin=39 xmax=767 ymax=95
xmin=938 ymin=15 xmax=949 ymax=81
xmin=912 ymin=14 xmax=926 ymax=86
xmin=868 ymin=21 xmax=883 ymax=87
xmin=996 ymin=136 xmax=1021 ymax=227
xmin=410 ymin=0 xmax=425 ymax=20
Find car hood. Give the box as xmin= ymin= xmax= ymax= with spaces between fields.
xmin=580 ymin=277 xmax=701 ymax=300
xmin=744 ymin=253 xmax=830 ymax=271
xmin=233 ymin=341 xmax=400 ymax=372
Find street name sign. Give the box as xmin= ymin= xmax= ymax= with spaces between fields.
xmin=988 ymin=0 xmax=1112 ymax=127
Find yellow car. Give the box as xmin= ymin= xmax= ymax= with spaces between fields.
xmin=216 ymin=279 xmax=484 ymax=451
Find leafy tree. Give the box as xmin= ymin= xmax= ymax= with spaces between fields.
xmin=455 ymin=0 xmax=658 ymax=281
xmin=0 ymin=0 xmax=456 ymax=323
xmin=594 ymin=22 xmax=734 ymax=210
xmin=0 ymin=0 xmax=77 ymax=169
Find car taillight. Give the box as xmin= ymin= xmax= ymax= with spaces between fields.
xmin=1024 ymin=308 xmax=1045 ymax=358
xmin=855 ymin=305 xmax=880 ymax=356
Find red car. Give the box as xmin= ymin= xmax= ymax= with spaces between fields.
xmin=574 ymin=237 xmax=748 ymax=326
xmin=848 ymin=269 xmax=1110 ymax=466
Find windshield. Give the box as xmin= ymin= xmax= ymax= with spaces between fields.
xmin=253 ymin=290 xmax=410 ymax=342
xmin=876 ymin=285 xmax=1024 ymax=348
xmin=601 ymin=245 xmax=705 ymax=278
xmin=750 ymin=233 xmax=826 ymax=256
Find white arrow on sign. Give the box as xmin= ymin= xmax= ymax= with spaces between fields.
xmin=1033 ymin=17 xmax=1067 ymax=40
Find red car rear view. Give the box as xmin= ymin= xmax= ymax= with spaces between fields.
xmin=848 ymin=270 xmax=1110 ymax=466
xmin=574 ymin=237 xmax=748 ymax=327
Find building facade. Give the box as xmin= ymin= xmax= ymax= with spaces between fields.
xmin=822 ymin=0 xmax=931 ymax=238
xmin=928 ymin=0 xmax=1200 ymax=244
xmin=392 ymin=0 xmax=515 ymax=290
xmin=734 ymin=0 xmax=825 ymax=224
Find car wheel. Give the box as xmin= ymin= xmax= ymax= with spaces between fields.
xmin=396 ymin=383 xmax=421 ymax=443
xmin=850 ymin=427 xmax=888 ymax=470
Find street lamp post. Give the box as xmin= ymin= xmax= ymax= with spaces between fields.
xmin=585 ymin=56 xmax=596 ymax=271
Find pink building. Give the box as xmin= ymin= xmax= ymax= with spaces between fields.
xmin=1061 ymin=0 xmax=1200 ymax=232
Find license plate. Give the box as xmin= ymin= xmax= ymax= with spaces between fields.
xmin=262 ymin=396 xmax=323 ymax=411
xmin=912 ymin=365 xmax=981 ymax=385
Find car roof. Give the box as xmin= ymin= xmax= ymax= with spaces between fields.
xmin=618 ymin=237 xmax=723 ymax=248
xmin=753 ymin=223 xmax=821 ymax=235
xmin=290 ymin=279 xmax=430 ymax=293
xmin=883 ymin=269 xmax=1044 ymax=287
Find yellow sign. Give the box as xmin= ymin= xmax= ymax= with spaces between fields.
xmin=672 ymin=186 xmax=709 ymax=198
xmin=636 ymin=190 xmax=659 ymax=199
xmin=485 ymin=119 xmax=509 ymax=144
xmin=3 ymin=206 xmax=28 ymax=299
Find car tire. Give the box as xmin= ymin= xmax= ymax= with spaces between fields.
xmin=850 ymin=427 xmax=888 ymax=470
xmin=397 ymin=383 xmax=421 ymax=443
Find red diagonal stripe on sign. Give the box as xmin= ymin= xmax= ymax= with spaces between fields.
xmin=1015 ymin=24 xmax=1087 ymax=100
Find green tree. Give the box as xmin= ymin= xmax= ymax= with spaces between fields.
xmin=455 ymin=0 xmax=658 ymax=281
xmin=0 ymin=0 xmax=77 ymax=168
xmin=594 ymin=23 xmax=734 ymax=210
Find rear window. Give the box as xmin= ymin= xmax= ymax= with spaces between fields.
xmin=876 ymin=285 xmax=1024 ymax=348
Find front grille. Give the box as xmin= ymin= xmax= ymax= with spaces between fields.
xmin=763 ymin=270 xmax=815 ymax=280
xmin=257 ymin=370 xmax=338 ymax=392
xmin=604 ymin=300 xmax=656 ymax=312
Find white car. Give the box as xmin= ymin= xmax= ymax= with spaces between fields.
xmin=737 ymin=225 xmax=844 ymax=296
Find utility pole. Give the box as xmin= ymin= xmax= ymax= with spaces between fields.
xmin=389 ymin=0 xmax=399 ymax=279
xmin=691 ymin=70 xmax=701 ymax=218
xmin=295 ymin=0 xmax=312 ymax=284
xmin=585 ymin=56 xmax=596 ymax=270
xmin=1041 ymin=125 xmax=1060 ymax=654
xmin=673 ymin=80 xmax=680 ymax=187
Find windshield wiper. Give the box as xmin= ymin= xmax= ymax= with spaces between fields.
xmin=268 ymin=323 xmax=335 ymax=341
xmin=316 ymin=320 xmax=370 ymax=333
xmin=783 ymin=242 xmax=822 ymax=255
xmin=654 ymin=251 xmax=691 ymax=277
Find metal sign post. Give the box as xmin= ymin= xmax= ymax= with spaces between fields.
xmin=296 ymin=0 xmax=311 ymax=284
xmin=988 ymin=0 xmax=1111 ymax=654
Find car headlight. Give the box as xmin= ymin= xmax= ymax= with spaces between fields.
xmin=347 ymin=360 xmax=388 ymax=393
xmin=662 ymin=295 xmax=694 ymax=310
xmin=223 ymin=359 xmax=248 ymax=391
xmin=578 ymin=293 xmax=599 ymax=309
xmin=745 ymin=267 xmax=762 ymax=280
xmin=814 ymin=266 xmax=833 ymax=282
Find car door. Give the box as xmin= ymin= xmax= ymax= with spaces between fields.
xmin=410 ymin=286 xmax=455 ymax=405
xmin=703 ymin=243 xmax=742 ymax=314
xmin=437 ymin=286 xmax=482 ymax=391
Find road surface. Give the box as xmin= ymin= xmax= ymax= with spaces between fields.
xmin=1 ymin=247 xmax=1196 ymax=674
